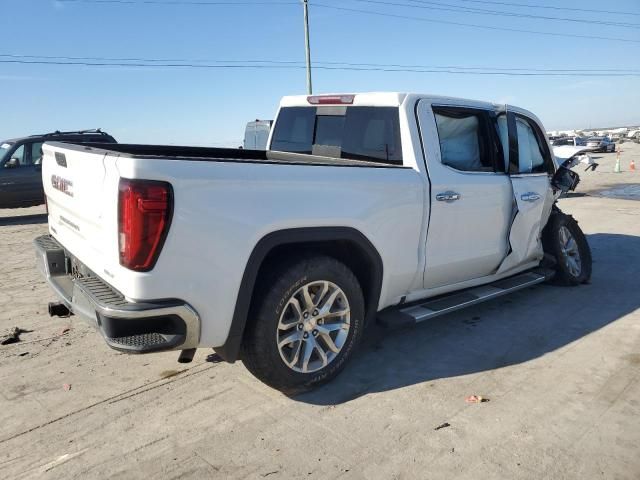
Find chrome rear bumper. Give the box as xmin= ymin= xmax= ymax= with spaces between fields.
xmin=33 ymin=234 xmax=200 ymax=353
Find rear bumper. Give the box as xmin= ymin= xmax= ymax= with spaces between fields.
xmin=33 ymin=234 xmax=200 ymax=353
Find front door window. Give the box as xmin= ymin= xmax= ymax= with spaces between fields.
xmin=4 ymin=145 xmax=26 ymax=168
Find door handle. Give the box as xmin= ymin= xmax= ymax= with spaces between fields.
xmin=436 ymin=191 xmax=461 ymax=202
xmin=521 ymin=192 xmax=541 ymax=202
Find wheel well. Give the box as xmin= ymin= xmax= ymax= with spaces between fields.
xmin=255 ymin=240 xmax=380 ymax=321
xmin=214 ymin=228 xmax=383 ymax=363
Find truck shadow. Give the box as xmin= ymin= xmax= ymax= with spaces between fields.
xmin=293 ymin=233 xmax=640 ymax=405
xmin=0 ymin=213 xmax=48 ymax=227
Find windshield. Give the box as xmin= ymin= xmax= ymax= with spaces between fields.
xmin=0 ymin=141 xmax=14 ymax=163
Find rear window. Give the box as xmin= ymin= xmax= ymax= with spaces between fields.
xmin=270 ymin=106 xmax=403 ymax=164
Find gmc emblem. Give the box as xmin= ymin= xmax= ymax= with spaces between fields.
xmin=51 ymin=175 xmax=74 ymax=197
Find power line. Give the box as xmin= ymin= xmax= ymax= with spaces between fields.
xmin=57 ymin=0 xmax=640 ymax=17
xmin=54 ymin=0 xmax=640 ymax=43
xmin=452 ymin=0 xmax=640 ymax=18
xmin=2 ymin=53 xmax=639 ymax=73
xmin=392 ymin=0 xmax=640 ymax=29
xmin=56 ymin=0 xmax=297 ymax=4
xmin=2 ymin=58 xmax=639 ymax=76
xmin=313 ymin=3 xmax=640 ymax=44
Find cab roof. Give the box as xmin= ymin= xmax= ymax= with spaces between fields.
xmin=279 ymin=92 xmax=501 ymax=110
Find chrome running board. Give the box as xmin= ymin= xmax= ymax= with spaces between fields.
xmin=378 ymin=269 xmax=553 ymax=328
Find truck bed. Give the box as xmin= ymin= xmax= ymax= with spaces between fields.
xmin=54 ymin=142 xmax=407 ymax=169
xmin=41 ymin=138 xmax=423 ymax=349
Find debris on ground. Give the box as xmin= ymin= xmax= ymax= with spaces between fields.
xmin=434 ymin=422 xmax=451 ymax=431
xmin=1 ymin=327 xmax=31 ymax=345
xmin=465 ymin=395 xmax=489 ymax=404
xmin=59 ymin=327 xmax=71 ymax=336
xmin=63 ymin=383 xmax=72 ymax=391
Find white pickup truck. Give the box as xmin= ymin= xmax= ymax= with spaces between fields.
xmin=34 ymin=92 xmax=591 ymax=391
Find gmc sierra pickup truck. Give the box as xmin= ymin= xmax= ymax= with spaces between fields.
xmin=34 ymin=93 xmax=591 ymax=391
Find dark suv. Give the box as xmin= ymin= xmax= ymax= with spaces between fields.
xmin=0 ymin=129 xmax=116 ymax=208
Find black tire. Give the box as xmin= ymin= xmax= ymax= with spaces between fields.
xmin=542 ymin=211 xmax=592 ymax=286
xmin=241 ymin=255 xmax=365 ymax=392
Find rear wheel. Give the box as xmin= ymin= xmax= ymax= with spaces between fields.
xmin=241 ymin=256 xmax=365 ymax=392
xmin=542 ymin=211 xmax=592 ymax=286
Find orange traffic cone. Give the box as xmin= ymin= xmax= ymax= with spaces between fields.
xmin=631 ymin=158 xmax=636 ymax=171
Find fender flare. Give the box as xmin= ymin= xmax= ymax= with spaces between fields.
xmin=214 ymin=227 xmax=383 ymax=362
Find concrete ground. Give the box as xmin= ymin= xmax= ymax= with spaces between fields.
xmin=1 ymin=145 xmax=639 ymax=479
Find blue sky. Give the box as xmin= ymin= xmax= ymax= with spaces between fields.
xmin=2 ymin=0 xmax=639 ymax=145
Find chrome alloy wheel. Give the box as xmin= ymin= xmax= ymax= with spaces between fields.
xmin=276 ymin=280 xmax=351 ymax=373
xmin=559 ymin=226 xmax=582 ymax=278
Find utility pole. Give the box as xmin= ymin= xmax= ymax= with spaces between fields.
xmin=302 ymin=0 xmax=313 ymax=94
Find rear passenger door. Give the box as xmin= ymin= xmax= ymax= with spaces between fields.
xmin=495 ymin=110 xmax=556 ymax=274
xmin=417 ymin=101 xmax=514 ymax=288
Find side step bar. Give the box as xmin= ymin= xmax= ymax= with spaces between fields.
xmin=378 ymin=269 xmax=553 ymax=328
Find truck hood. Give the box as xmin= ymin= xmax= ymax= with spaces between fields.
xmin=553 ymin=146 xmax=593 ymax=167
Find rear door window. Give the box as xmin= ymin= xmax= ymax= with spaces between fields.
xmin=29 ymin=142 xmax=44 ymax=165
xmin=270 ymin=106 xmax=402 ymax=164
xmin=432 ymin=106 xmax=503 ymax=173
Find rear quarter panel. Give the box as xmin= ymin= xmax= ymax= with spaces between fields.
xmin=115 ymin=157 xmax=426 ymax=347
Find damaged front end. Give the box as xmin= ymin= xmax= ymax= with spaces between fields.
xmin=550 ymin=146 xmax=590 ymax=195
xmin=551 ymin=161 xmax=580 ymax=194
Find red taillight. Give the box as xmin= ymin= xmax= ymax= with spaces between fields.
xmin=307 ymin=94 xmax=355 ymax=105
xmin=118 ymin=179 xmax=172 ymax=272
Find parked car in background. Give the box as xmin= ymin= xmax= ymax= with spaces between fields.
xmin=550 ymin=137 xmax=587 ymax=147
xmin=551 ymin=137 xmax=573 ymax=147
xmin=243 ymin=120 xmax=273 ymax=150
xmin=0 ymin=129 xmax=116 ymax=208
xmin=35 ymin=93 xmax=591 ymax=391
xmin=585 ymin=136 xmax=615 ymax=153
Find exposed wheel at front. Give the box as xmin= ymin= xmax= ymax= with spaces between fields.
xmin=558 ymin=225 xmax=582 ymax=278
xmin=542 ymin=210 xmax=592 ymax=286
xmin=242 ymin=256 xmax=365 ymax=392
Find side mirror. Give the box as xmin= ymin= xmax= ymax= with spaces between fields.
xmin=4 ymin=158 xmax=19 ymax=169
xmin=551 ymin=164 xmax=580 ymax=193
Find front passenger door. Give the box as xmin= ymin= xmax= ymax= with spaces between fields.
xmin=496 ymin=111 xmax=555 ymax=274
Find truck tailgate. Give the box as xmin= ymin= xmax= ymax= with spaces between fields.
xmin=42 ymin=143 xmax=119 ymax=278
